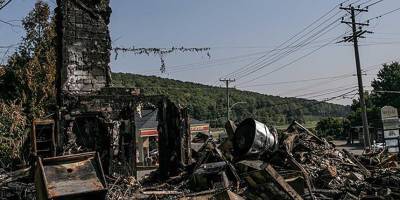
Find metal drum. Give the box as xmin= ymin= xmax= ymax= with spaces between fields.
xmin=233 ymin=118 xmax=278 ymax=157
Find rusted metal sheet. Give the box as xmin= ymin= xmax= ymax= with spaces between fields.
xmin=35 ymin=152 xmax=107 ymax=200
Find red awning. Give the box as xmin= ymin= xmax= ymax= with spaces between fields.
xmin=140 ymin=129 xmax=158 ymax=137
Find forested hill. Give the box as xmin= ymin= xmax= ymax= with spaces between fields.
xmin=112 ymin=73 xmax=350 ymax=127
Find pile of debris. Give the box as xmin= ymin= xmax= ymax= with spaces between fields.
xmin=2 ymin=119 xmax=400 ymax=200
xmin=131 ymin=119 xmax=400 ymax=199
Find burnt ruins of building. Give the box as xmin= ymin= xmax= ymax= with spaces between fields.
xmin=55 ymin=0 xmax=138 ymax=175
xmin=54 ymin=0 xmax=191 ymax=177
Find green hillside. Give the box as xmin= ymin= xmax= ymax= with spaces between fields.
xmin=112 ymin=73 xmax=350 ymax=127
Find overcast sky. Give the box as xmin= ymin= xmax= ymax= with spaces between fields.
xmin=1 ymin=0 xmax=400 ymax=105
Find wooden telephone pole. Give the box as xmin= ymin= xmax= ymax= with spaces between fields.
xmin=220 ymin=78 xmax=235 ymax=121
xmin=340 ymin=5 xmax=372 ymax=148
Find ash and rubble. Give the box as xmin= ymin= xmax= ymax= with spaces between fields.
xmin=1 ymin=0 xmax=400 ymax=199
xmin=3 ymin=119 xmax=400 ymax=200
xmin=125 ymin=119 xmax=400 ymax=200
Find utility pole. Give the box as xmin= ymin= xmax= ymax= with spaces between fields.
xmin=340 ymin=5 xmax=372 ymax=148
xmin=220 ymin=78 xmax=235 ymax=121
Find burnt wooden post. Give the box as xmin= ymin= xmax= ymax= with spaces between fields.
xmin=158 ymin=98 xmax=192 ymax=179
xmin=129 ymin=102 xmax=136 ymax=177
xmin=158 ymin=97 xmax=169 ymax=179
xmin=181 ymin=108 xmax=192 ymax=166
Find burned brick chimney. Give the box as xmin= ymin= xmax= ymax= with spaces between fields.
xmin=56 ymin=0 xmax=112 ymax=95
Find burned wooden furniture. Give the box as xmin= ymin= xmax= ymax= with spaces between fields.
xmin=32 ymin=119 xmax=56 ymax=158
xmin=35 ymin=152 xmax=107 ymax=200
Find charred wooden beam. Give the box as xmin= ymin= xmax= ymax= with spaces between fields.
xmin=263 ymin=164 xmax=303 ymax=200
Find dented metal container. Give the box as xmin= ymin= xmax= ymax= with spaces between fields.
xmin=233 ymin=118 xmax=278 ymax=157
xmin=35 ymin=152 xmax=107 ymax=200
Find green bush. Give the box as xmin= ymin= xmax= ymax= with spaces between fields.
xmin=0 ymin=101 xmax=27 ymax=169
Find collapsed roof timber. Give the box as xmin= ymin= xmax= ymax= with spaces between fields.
xmin=1 ymin=1 xmax=400 ymax=200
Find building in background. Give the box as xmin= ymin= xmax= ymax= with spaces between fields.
xmin=135 ymin=109 xmax=209 ymax=166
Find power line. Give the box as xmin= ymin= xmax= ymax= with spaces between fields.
xmin=0 ymin=43 xmax=19 ymax=49
xmin=363 ymin=0 xmax=384 ymax=8
xmin=234 ymin=20 xmax=344 ymax=82
xmin=0 ymin=0 xmax=12 ymax=11
xmin=237 ymin=31 xmax=345 ymax=85
xmin=214 ymin=0 xmax=361 ymax=86
xmin=359 ymin=41 xmax=400 ymax=46
xmin=0 ymin=19 xmax=21 ymax=28
xmin=238 ymin=60 xmax=395 ymax=99
xmin=366 ymin=6 xmax=400 ymax=21
xmin=239 ymin=74 xmax=356 ymax=88
xmin=231 ymin=2 xmax=367 ymax=82
xmin=137 ymin=50 xmax=274 ymax=74
xmin=295 ymin=86 xmax=358 ymax=99
xmin=240 ymin=60 xmax=390 ymax=89
xmin=373 ymin=90 xmax=400 ymax=94
xmin=293 ymin=89 xmax=359 ymax=112
xmin=358 ymin=0 xmax=376 ymax=6
xmin=139 ymin=38 xmax=352 ymax=74
xmin=282 ymin=76 xmax=356 ymax=97
xmin=135 ymin=37 xmax=347 ymax=76
xmin=231 ymin=12 xmax=345 ymax=81
xmin=220 ymin=1 xmax=348 ymax=80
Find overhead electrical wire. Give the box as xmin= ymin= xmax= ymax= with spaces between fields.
xmin=239 ymin=74 xmax=356 ymax=88
xmin=294 ymin=86 xmax=358 ymax=99
xmin=0 ymin=0 xmax=12 ymax=11
xmin=233 ymin=19 xmax=345 ymax=82
xmin=293 ymin=89 xmax=359 ymax=112
xmin=271 ymin=61 xmax=388 ymax=97
xmin=366 ymin=6 xmax=400 ymax=21
xmin=279 ymin=76 xmax=356 ymax=97
xmin=138 ymin=37 xmax=351 ymax=74
xmin=219 ymin=1 xmax=348 ymax=81
xmin=228 ymin=1 xmax=372 ymax=83
xmin=363 ymin=0 xmax=384 ymax=8
xmin=358 ymin=0 xmax=376 ymax=6
xmin=228 ymin=11 xmax=346 ymax=81
xmin=237 ymin=30 xmax=346 ymax=86
xmin=223 ymin=0 xmax=367 ymax=81
xmin=238 ymin=59 xmax=390 ymax=90
xmin=221 ymin=0 xmax=379 ymax=85
xmin=234 ymin=0 xmax=392 ymax=86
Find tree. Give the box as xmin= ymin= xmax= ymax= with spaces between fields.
xmin=347 ymin=62 xmax=400 ymax=129
xmin=316 ymin=117 xmax=347 ymax=139
xmin=347 ymin=92 xmax=381 ymax=127
xmin=0 ymin=1 xmax=56 ymax=120
xmin=371 ymin=62 xmax=400 ymax=108
xmin=285 ymin=108 xmax=305 ymax=124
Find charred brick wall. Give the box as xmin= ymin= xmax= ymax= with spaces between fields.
xmin=57 ymin=0 xmax=112 ymax=95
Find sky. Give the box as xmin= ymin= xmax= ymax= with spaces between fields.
xmin=1 ymin=0 xmax=400 ymax=105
